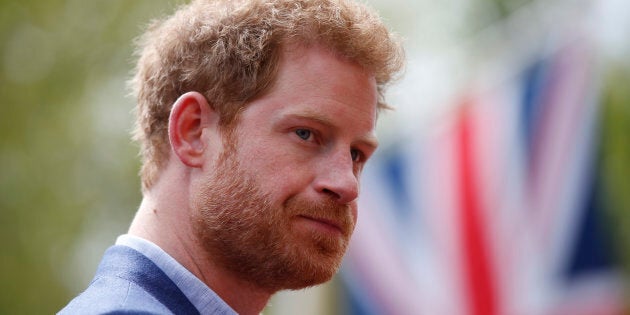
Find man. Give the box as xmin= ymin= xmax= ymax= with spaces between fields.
xmin=60 ymin=0 xmax=403 ymax=314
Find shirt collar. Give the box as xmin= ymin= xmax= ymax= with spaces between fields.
xmin=116 ymin=234 xmax=238 ymax=315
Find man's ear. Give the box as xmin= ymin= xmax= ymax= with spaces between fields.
xmin=168 ymin=91 xmax=218 ymax=168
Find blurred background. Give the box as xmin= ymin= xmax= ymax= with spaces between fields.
xmin=0 ymin=0 xmax=628 ymax=314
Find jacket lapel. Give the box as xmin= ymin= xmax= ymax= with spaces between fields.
xmin=95 ymin=245 xmax=200 ymax=315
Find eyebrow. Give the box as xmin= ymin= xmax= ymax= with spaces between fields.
xmin=285 ymin=112 xmax=379 ymax=151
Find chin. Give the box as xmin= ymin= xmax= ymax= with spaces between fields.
xmin=277 ymin=236 xmax=349 ymax=290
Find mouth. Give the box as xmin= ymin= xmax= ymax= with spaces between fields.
xmin=296 ymin=215 xmax=345 ymax=235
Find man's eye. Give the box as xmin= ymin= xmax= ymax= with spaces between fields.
xmin=295 ymin=129 xmax=312 ymax=140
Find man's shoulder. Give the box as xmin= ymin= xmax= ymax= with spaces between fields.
xmin=58 ymin=245 xmax=199 ymax=315
xmin=58 ymin=275 xmax=172 ymax=315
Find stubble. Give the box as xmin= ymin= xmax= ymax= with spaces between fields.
xmin=191 ymin=135 xmax=355 ymax=291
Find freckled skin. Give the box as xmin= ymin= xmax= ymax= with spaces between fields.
xmin=191 ymin=44 xmax=379 ymax=291
xmin=231 ymin=44 xmax=378 ymax=214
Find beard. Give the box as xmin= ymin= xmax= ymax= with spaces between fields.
xmin=190 ymin=137 xmax=355 ymax=292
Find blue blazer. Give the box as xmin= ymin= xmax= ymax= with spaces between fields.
xmin=59 ymin=245 xmax=200 ymax=315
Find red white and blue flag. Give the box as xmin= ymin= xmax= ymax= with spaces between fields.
xmin=342 ymin=21 xmax=626 ymax=315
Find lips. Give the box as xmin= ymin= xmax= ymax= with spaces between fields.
xmin=297 ymin=215 xmax=345 ymax=235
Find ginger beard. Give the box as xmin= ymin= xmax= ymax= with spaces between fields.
xmin=191 ymin=132 xmax=356 ymax=291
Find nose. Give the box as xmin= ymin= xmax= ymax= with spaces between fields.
xmin=313 ymin=151 xmax=359 ymax=204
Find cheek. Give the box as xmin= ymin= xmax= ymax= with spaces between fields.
xmin=239 ymin=147 xmax=313 ymax=197
xmin=265 ymin=163 xmax=313 ymax=199
xmin=238 ymin=130 xmax=327 ymax=200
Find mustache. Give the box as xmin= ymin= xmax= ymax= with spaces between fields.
xmin=284 ymin=196 xmax=355 ymax=236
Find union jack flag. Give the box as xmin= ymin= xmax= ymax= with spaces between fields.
xmin=341 ymin=5 xmax=627 ymax=315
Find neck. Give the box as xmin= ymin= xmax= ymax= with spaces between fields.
xmin=128 ymin=164 xmax=273 ymax=315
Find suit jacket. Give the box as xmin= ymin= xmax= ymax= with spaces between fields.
xmin=59 ymin=245 xmax=200 ymax=315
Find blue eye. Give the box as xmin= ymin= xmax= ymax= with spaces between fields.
xmin=295 ymin=129 xmax=311 ymax=140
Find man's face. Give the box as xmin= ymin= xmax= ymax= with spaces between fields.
xmin=191 ymin=44 xmax=378 ymax=291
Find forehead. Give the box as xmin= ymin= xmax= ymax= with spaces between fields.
xmin=280 ymin=45 xmax=376 ymax=114
xmin=233 ymin=44 xmax=379 ymax=148
xmin=279 ymin=44 xmax=375 ymax=94
xmin=240 ymin=44 xmax=378 ymax=131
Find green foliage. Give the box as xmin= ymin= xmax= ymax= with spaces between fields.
xmin=0 ymin=0 xmax=174 ymax=313
xmin=601 ymin=64 xmax=630 ymax=285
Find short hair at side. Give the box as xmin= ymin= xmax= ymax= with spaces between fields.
xmin=129 ymin=0 xmax=405 ymax=191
